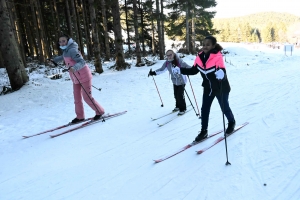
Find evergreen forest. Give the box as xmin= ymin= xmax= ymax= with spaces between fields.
xmin=0 ymin=0 xmax=299 ymax=91
xmin=213 ymin=12 xmax=300 ymax=44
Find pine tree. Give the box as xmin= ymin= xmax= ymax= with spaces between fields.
xmin=111 ymin=0 xmax=128 ymax=70
xmin=261 ymin=24 xmax=273 ymax=43
xmin=0 ymin=0 xmax=28 ymax=90
xmin=88 ymin=0 xmax=103 ymax=73
xmin=222 ymin=22 xmax=231 ymax=42
xmin=165 ymin=0 xmax=217 ymax=51
xmin=133 ymin=0 xmax=142 ymax=65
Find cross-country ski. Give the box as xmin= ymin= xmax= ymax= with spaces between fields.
xmin=22 ymin=118 xmax=92 ymax=138
xmin=22 ymin=111 xmax=127 ymax=138
xmin=157 ymin=108 xmax=192 ymax=127
xmin=49 ymin=111 xmax=127 ymax=138
xmin=196 ymin=122 xmax=249 ymax=154
xmin=153 ymin=129 xmax=223 ymax=163
xmin=151 ymin=105 xmax=192 ymax=121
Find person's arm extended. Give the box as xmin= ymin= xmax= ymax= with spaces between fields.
xmin=155 ymin=62 xmax=168 ymax=75
xmin=180 ymin=66 xmax=199 ymax=75
xmin=52 ymin=55 xmax=63 ymax=63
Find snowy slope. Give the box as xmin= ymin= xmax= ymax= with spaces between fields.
xmin=0 ymin=43 xmax=300 ymax=200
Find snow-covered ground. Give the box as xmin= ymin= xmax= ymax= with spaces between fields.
xmin=1 ymin=43 xmax=300 ymax=200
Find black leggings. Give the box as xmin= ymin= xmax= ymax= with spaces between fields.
xmin=201 ymin=92 xmax=235 ymax=130
xmin=173 ymin=84 xmax=186 ymax=112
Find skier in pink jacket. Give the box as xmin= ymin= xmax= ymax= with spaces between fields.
xmin=52 ymin=34 xmax=105 ymax=123
xmin=174 ymin=36 xmax=235 ymax=142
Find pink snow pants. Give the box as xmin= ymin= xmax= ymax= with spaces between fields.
xmin=73 ymin=80 xmax=105 ymax=119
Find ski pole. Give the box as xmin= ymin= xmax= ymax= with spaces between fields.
xmin=220 ymin=79 xmax=231 ymax=165
xmin=184 ymin=88 xmax=198 ymax=116
xmin=187 ymin=75 xmax=201 ymax=118
xmin=149 ymin=69 xmax=164 ymax=107
xmin=175 ymin=71 xmax=198 ymax=118
xmin=68 ymin=64 xmax=105 ymax=122
xmin=48 ymin=59 xmax=102 ymax=91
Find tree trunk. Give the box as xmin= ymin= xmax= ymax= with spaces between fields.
xmin=0 ymin=53 xmax=4 ymax=68
xmin=52 ymin=0 xmax=60 ymax=55
xmin=70 ymin=0 xmax=79 ymax=42
xmin=191 ymin=14 xmax=195 ymax=54
xmin=83 ymin=0 xmax=93 ymax=57
xmin=124 ymin=0 xmax=131 ymax=54
xmin=53 ymin=0 xmax=61 ymax=34
xmin=160 ymin=0 xmax=165 ymax=54
xmin=65 ymin=0 xmax=73 ymax=37
xmin=7 ymin=1 xmax=26 ymax=65
xmin=150 ymin=1 xmax=156 ymax=55
xmin=49 ymin=1 xmax=57 ymax=55
xmin=35 ymin=0 xmax=50 ymax=61
xmin=79 ymin=0 xmax=90 ymax=59
xmin=16 ymin=5 xmax=28 ymax=62
xmin=88 ymin=0 xmax=103 ymax=73
xmin=138 ymin=0 xmax=145 ymax=55
xmin=133 ymin=0 xmax=141 ymax=65
xmin=0 ymin=0 xmax=28 ymax=90
xmin=30 ymin=0 xmax=44 ymax=63
xmin=155 ymin=0 xmax=163 ymax=59
xmin=111 ymin=0 xmax=127 ymax=70
xmin=75 ymin=0 xmax=84 ymax=55
xmin=185 ymin=7 xmax=190 ymax=54
xmin=100 ymin=0 xmax=110 ymax=61
xmin=22 ymin=2 xmax=35 ymax=57
xmin=5 ymin=0 xmax=16 ymax=39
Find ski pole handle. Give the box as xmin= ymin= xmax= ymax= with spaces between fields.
xmin=62 ymin=68 xmax=70 ymax=72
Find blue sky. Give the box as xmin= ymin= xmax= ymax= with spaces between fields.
xmin=213 ymin=0 xmax=300 ymax=18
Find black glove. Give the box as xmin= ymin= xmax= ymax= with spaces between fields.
xmin=148 ymin=70 xmax=156 ymax=77
xmin=62 ymin=66 xmax=71 ymax=72
xmin=47 ymin=59 xmax=58 ymax=67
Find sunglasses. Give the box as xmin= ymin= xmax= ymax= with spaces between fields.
xmin=166 ymin=54 xmax=173 ymax=57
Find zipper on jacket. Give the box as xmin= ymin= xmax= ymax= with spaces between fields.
xmin=170 ymin=62 xmax=181 ymax=85
xmin=203 ymin=54 xmax=213 ymax=96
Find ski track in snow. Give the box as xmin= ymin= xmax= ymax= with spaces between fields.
xmin=1 ymin=44 xmax=300 ymax=200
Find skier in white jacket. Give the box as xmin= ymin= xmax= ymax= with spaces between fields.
xmin=148 ymin=50 xmax=191 ymax=115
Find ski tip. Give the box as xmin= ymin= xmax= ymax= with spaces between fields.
xmin=239 ymin=122 xmax=249 ymax=126
xmin=232 ymin=122 xmax=249 ymax=131
xmin=22 ymin=136 xmax=28 ymax=139
xmin=153 ymin=159 xmax=162 ymax=163
xmin=196 ymin=150 xmax=203 ymax=154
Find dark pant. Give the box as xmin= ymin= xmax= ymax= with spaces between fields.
xmin=173 ymin=84 xmax=186 ymax=112
xmin=201 ymin=92 xmax=235 ymax=130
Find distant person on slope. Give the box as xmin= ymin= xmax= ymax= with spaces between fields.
xmin=148 ymin=50 xmax=191 ymax=115
xmin=173 ymin=36 xmax=235 ymax=142
xmin=51 ymin=34 xmax=105 ymax=123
